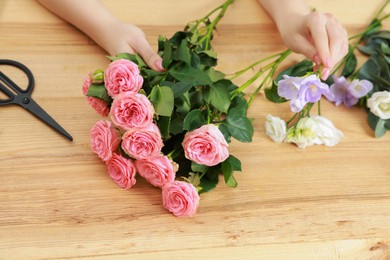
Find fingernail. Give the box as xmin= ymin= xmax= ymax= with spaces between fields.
xmin=325 ymin=58 xmax=332 ymax=68
xmin=313 ymin=54 xmax=321 ymax=65
xmin=155 ymin=59 xmax=164 ymax=71
xmin=322 ymin=68 xmax=330 ymax=80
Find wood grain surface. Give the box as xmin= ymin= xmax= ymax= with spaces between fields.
xmin=1 ymin=0 xmax=390 ymax=259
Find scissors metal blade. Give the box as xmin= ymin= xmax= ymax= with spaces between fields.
xmin=19 ymin=97 xmax=73 ymax=141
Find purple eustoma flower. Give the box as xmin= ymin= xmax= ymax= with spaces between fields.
xmin=277 ymin=75 xmax=302 ymax=100
xmin=277 ymin=74 xmax=333 ymax=113
xmin=348 ymin=79 xmax=373 ymax=99
xmin=298 ymin=74 xmax=333 ymax=103
xmin=327 ymin=76 xmax=373 ymax=107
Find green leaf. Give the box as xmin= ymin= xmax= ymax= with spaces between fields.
xmin=358 ymin=58 xmax=380 ymax=82
xmin=106 ymin=52 xmax=134 ymax=62
xmin=158 ymin=35 xmax=165 ymax=52
xmin=150 ymin=85 xmax=174 ymax=116
xmin=106 ymin=53 xmax=146 ymax=67
xmin=376 ymin=55 xmax=390 ymax=80
xmin=375 ymin=119 xmax=388 ymax=138
xmin=358 ymin=45 xmax=380 ymax=55
xmin=368 ymin=112 xmax=388 ymax=138
xmin=226 ymin=155 xmax=242 ymax=172
xmin=187 ymin=173 xmax=201 ymax=189
xmin=175 ymin=92 xmax=191 ymax=114
xmin=175 ymin=39 xmax=191 ymax=64
xmin=135 ymin=55 xmax=147 ymax=67
xmin=206 ymin=68 xmax=225 ymax=82
xmin=191 ymin=162 xmax=209 ymax=173
xmin=198 ymin=52 xmax=217 ymax=67
xmin=169 ymin=65 xmax=212 ymax=86
xmin=157 ymin=116 xmax=171 ymax=140
xmin=372 ymin=31 xmax=390 ymax=40
xmin=224 ymin=107 xmax=254 ymax=143
xmin=171 ymin=81 xmax=193 ymax=97
xmin=209 ymin=82 xmax=231 ymax=113
xmin=189 ymin=90 xmax=203 ymax=109
xmin=199 ymin=173 xmax=219 ymax=194
xmin=183 ymin=109 xmax=206 ymax=131
xmin=231 ymin=94 xmax=249 ymax=112
xmin=275 ymin=59 xmax=313 ymax=82
xmin=265 ymin=80 xmax=287 ymax=103
xmin=86 ymin=84 xmax=112 ymax=103
xmin=162 ymin=40 xmax=172 ymax=69
xmin=202 ymin=85 xmax=211 ymax=103
xmin=218 ymin=124 xmax=231 ymax=143
xmin=169 ymin=114 xmax=184 ymax=135
xmin=341 ymin=51 xmax=357 ymax=78
xmin=381 ymin=43 xmax=390 ymax=55
xmin=197 ymin=50 xmax=218 ymax=59
xmin=221 ymin=161 xmax=238 ymax=188
xmin=384 ymin=55 xmax=390 ymax=64
xmin=190 ymin=52 xmax=201 ymax=69
xmin=168 ymin=31 xmax=189 ymax=47
xmin=362 ymin=19 xmax=382 ymax=40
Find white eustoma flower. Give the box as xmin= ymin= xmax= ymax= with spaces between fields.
xmin=285 ymin=117 xmax=317 ymax=148
xmin=311 ymin=115 xmax=344 ymax=147
xmin=286 ymin=115 xmax=343 ymax=148
xmin=367 ymin=91 xmax=390 ymax=119
xmin=264 ymin=114 xmax=287 ymax=143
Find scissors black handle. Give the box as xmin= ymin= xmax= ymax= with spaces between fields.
xmin=0 ymin=59 xmax=34 ymax=103
xmin=0 ymin=59 xmax=73 ymax=141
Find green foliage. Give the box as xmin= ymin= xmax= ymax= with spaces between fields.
xmin=223 ymin=107 xmax=254 ymax=143
xmin=150 ymin=85 xmax=174 ymax=117
xmin=357 ymin=28 xmax=390 ymax=137
xmin=341 ymin=47 xmax=357 ymax=78
xmin=86 ymin=84 xmax=112 ymax=103
xmin=368 ymin=112 xmax=390 ymax=138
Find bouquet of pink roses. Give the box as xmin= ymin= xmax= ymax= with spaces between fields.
xmin=83 ymin=0 xmax=251 ymax=217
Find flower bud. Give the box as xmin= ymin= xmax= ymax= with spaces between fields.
xmin=91 ymin=69 xmax=104 ymax=84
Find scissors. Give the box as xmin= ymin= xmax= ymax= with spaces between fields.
xmin=0 ymin=59 xmax=73 ymax=141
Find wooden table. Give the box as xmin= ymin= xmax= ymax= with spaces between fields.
xmin=1 ymin=0 xmax=390 ymax=259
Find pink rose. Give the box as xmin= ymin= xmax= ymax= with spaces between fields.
xmin=162 ymin=181 xmax=199 ymax=217
xmin=90 ymin=120 xmax=121 ymax=162
xmin=121 ymin=123 xmax=163 ymax=160
xmin=135 ymin=155 xmax=176 ymax=188
xmin=82 ymin=74 xmax=110 ymax=117
xmin=106 ymin=153 xmax=137 ymax=189
xmin=182 ymin=124 xmax=229 ymax=166
xmin=104 ymin=59 xmax=143 ymax=97
xmin=110 ymin=92 xmax=154 ymax=130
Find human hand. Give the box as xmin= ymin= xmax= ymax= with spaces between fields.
xmin=36 ymin=0 xmax=164 ymax=72
xmin=101 ymin=22 xmax=164 ymax=72
xmin=277 ymin=11 xmax=348 ymax=80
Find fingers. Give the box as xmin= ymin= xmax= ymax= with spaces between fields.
xmin=326 ymin=14 xmax=349 ymax=68
xmin=306 ymin=12 xmax=331 ymax=68
xmin=305 ymin=12 xmax=348 ymax=80
xmin=106 ymin=24 xmax=164 ymax=72
xmin=288 ymin=36 xmax=319 ymax=64
xmin=132 ymin=37 xmax=164 ymax=72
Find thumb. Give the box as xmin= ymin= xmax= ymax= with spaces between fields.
xmin=133 ymin=38 xmax=164 ymax=72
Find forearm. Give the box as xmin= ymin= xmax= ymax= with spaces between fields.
xmin=36 ymin=0 xmax=119 ymax=51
